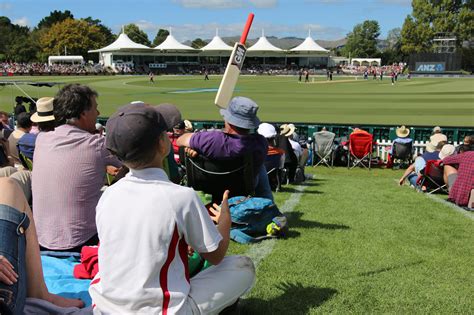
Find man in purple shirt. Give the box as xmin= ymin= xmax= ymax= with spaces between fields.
xmin=177 ymin=96 xmax=273 ymax=200
xmin=32 ymin=84 xmax=121 ymax=251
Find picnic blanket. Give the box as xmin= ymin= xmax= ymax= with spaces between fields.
xmin=41 ymin=253 xmax=92 ymax=306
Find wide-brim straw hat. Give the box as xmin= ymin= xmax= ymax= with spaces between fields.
xmin=426 ymin=133 xmax=448 ymax=152
xmin=280 ymin=123 xmax=295 ymax=137
xmin=31 ymin=97 xmax=55 ymax=123
xmin=396 ymin=125 xmax=410 ymax=138
xmin=439 ymin=144 xmax=455 ymax=160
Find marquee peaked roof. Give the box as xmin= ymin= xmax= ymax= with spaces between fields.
xmin=248 ymin=30 xmax=283 ymax=52
xmin=155 ymin=32 xmax=195 ymax=51
xmin=88 ymin=33 xmax=150 ymax=53
xmin=201 ymin=30 xmax=233 ymax=51
xmin=290 ymin=30 xmax=329 ymax=53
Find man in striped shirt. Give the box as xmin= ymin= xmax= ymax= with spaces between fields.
xmin=32 ymin=84 xmax=121 ymax=251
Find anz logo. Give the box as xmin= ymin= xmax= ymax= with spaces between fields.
xmin=232 ymin=44 xmax=246 ymax=69
xmin=416 ymin=63 xmax=445 ymax=72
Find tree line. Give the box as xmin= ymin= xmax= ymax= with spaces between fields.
xmin=339 ymin=0 xmax=472 ymax=67
xmin=0 ymin=10 xmax=186 ymax=62
xmin=0 ymin=1 xmax=472 ymax=65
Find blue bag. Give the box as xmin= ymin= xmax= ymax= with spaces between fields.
xmin=228 ymin=196 xmax=286 ymax=244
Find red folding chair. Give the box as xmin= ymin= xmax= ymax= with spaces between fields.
xmin=347 ymin=132 xmax=373 ymax=170
xmin=417 ymin=160 xmax=448 ymax=194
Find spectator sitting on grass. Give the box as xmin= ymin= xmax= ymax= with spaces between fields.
xmin=426 ymin=126 xmax=447 ymax=153
xmin=456 ymin=135 xmax=474 ymax=154
xmin=0 ymin=178 xmax=84 ymax=314
xmin=442 ymin=150 xmax=474 ymax=208
xmin=176 ymin=96 xmax=273 ymax=200
xmin=32 ymin=84 xmax=121 ymax=252
xmin=89 ymin=103 xmax=255 ymax=314
xmin=17 ymin=97 xmax=56 ymax=161
xmin=398 ymin=141 xmax=447 ymax=187
xmin=390 ymin=125 xmax=412 ymax=154
xmin=7 ymin=112 xmax=32 ymax=167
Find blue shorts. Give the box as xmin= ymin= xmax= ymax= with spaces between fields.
xmin=0 ymin=204 xmax=30 ymax=315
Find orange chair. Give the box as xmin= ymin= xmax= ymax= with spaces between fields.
xmin=347 ymin=132 xmax=373 ymax=170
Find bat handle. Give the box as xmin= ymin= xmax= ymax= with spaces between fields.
xmin=239 ymin=13 xmax=254 ymax=44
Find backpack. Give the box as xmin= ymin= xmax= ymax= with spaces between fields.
xmin=228 ymin=196 xmax=287 ymax=244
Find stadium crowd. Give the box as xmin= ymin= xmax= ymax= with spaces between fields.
xmin=340 ymin=63 xmax=405 ymax=76
xmin=0 ymin=82 xmax=472 ymax=314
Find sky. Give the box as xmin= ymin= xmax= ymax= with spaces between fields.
xmin=0 ymin=0 xmax=412 ymax=42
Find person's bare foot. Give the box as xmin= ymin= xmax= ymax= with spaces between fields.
xmin=46 ymin=292 xmax=84 ymax=308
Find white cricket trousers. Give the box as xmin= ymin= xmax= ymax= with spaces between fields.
xmin=184 ymin=255 xmax=255 ymax=315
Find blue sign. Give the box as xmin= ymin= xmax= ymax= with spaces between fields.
xmin=415 ymin=62 xmax=446 ymax=72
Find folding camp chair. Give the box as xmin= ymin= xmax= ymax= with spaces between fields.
xmin=417 ymin=160 xmax=448 ymax=194
xmin=347 ymin=132 xmax=373 ymax=170
xmin=391 ymin=141 xmax=413 ymax=167
xmin=313 ymin=130 xmax=336 ymax=167
xmin=180 ymin=148 xmax=254 ymax=203
xmin=264 ymin=153 xmax=284 ymax=192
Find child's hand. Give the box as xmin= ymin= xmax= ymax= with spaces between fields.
xmin=208 ymin=190 xmax=230 ymax=223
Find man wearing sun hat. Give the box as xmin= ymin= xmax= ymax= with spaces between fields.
xmin=177 ymin=96 xmax=273 ymax=200
xmin=390 ymin=125 xmax=413 ymax=155
xmin=89 ymin=102 xmax=255 ymax=314
xmin=425 ymin=126 xmax=447 ymax=153
xmin=17 ymin=97 xmax=57 ymax=161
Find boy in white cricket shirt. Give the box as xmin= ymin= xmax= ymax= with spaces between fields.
xmin=89 ymin=103 xmax=255 ymax=314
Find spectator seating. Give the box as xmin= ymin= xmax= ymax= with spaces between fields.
xmin=347 ymin=132 xmax=374 ymax=170
xmin=264 ymin=153 xmax=283 ymax=192
xmin=180 ymin=148 xmax=254 ymax=202
xmin=18 ymin=151 xmax=33 ymax=170
xmin=391 ymin=141 xmax=414 ymax=167
xmin=312 ymin=130 xmax=336 ymax=167
xmin=417 ymin=160 xmax=448 ymax=194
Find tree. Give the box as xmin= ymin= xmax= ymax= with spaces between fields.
xmin=153 ymin=29 xmax=169 ymax=47
xmin=401 ymin=0 xmax=473 ymax=54
xmin=386 ymin=28 xmax=401 ymax=50
xmin=342 ymin=20 xmax=380 ymax=58
xmin=124 ymin=24 xmax=151 ymax=46
xmin=84 ymin=17 xmax=116 ymax=45
xmin=40 ymin=18 xmax=107 ymax=58
xmin=382 ymin=27 xmax=405 ymax=64
xmin=37 ymin=10 xmax=74 ymax=29
xmin=0 ymin=16 xmax=39 ymax=61
xmin=191 ymin=38 xmax=207 ymax=49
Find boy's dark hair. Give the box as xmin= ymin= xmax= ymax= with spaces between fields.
xmin=16 ymin=112 xmax=32 ymax=129
xmin=54 ymin=84 xmax=98 ymax=125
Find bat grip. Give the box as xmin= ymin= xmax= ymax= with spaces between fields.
xmin=239 ymin=13 xmax=254 ymax=44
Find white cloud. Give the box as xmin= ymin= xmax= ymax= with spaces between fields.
xmin=13 ymin=17 xmax=29 ymax=27
xmin=172 ymin=0 xmax=277 ymax=9
xmin=248 ymin=0 xmax=277 ymax=8
xmin=0 ymin=2 xmax=12 ymax=10
xmin=134 ymin=20 xmax=159 ymax=32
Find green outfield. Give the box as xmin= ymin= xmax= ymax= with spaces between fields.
xmin=1 ymin=75 xmax=473 ymax=126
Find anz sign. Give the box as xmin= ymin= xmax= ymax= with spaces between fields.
xmin=415 ymin=62 xmax=446 ymax=73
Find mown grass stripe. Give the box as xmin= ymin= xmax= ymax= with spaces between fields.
xmin=425 ymin=193 xmax=474 ymax=220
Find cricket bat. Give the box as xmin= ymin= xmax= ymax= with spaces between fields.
xmin=214 ymin=13 xmax=254 ymax=109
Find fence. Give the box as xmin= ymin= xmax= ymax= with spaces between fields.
xmin=95 ymin=117 xmax=472 ymax=165
xmin=374 ymin=139 xmax=461 ymax=164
